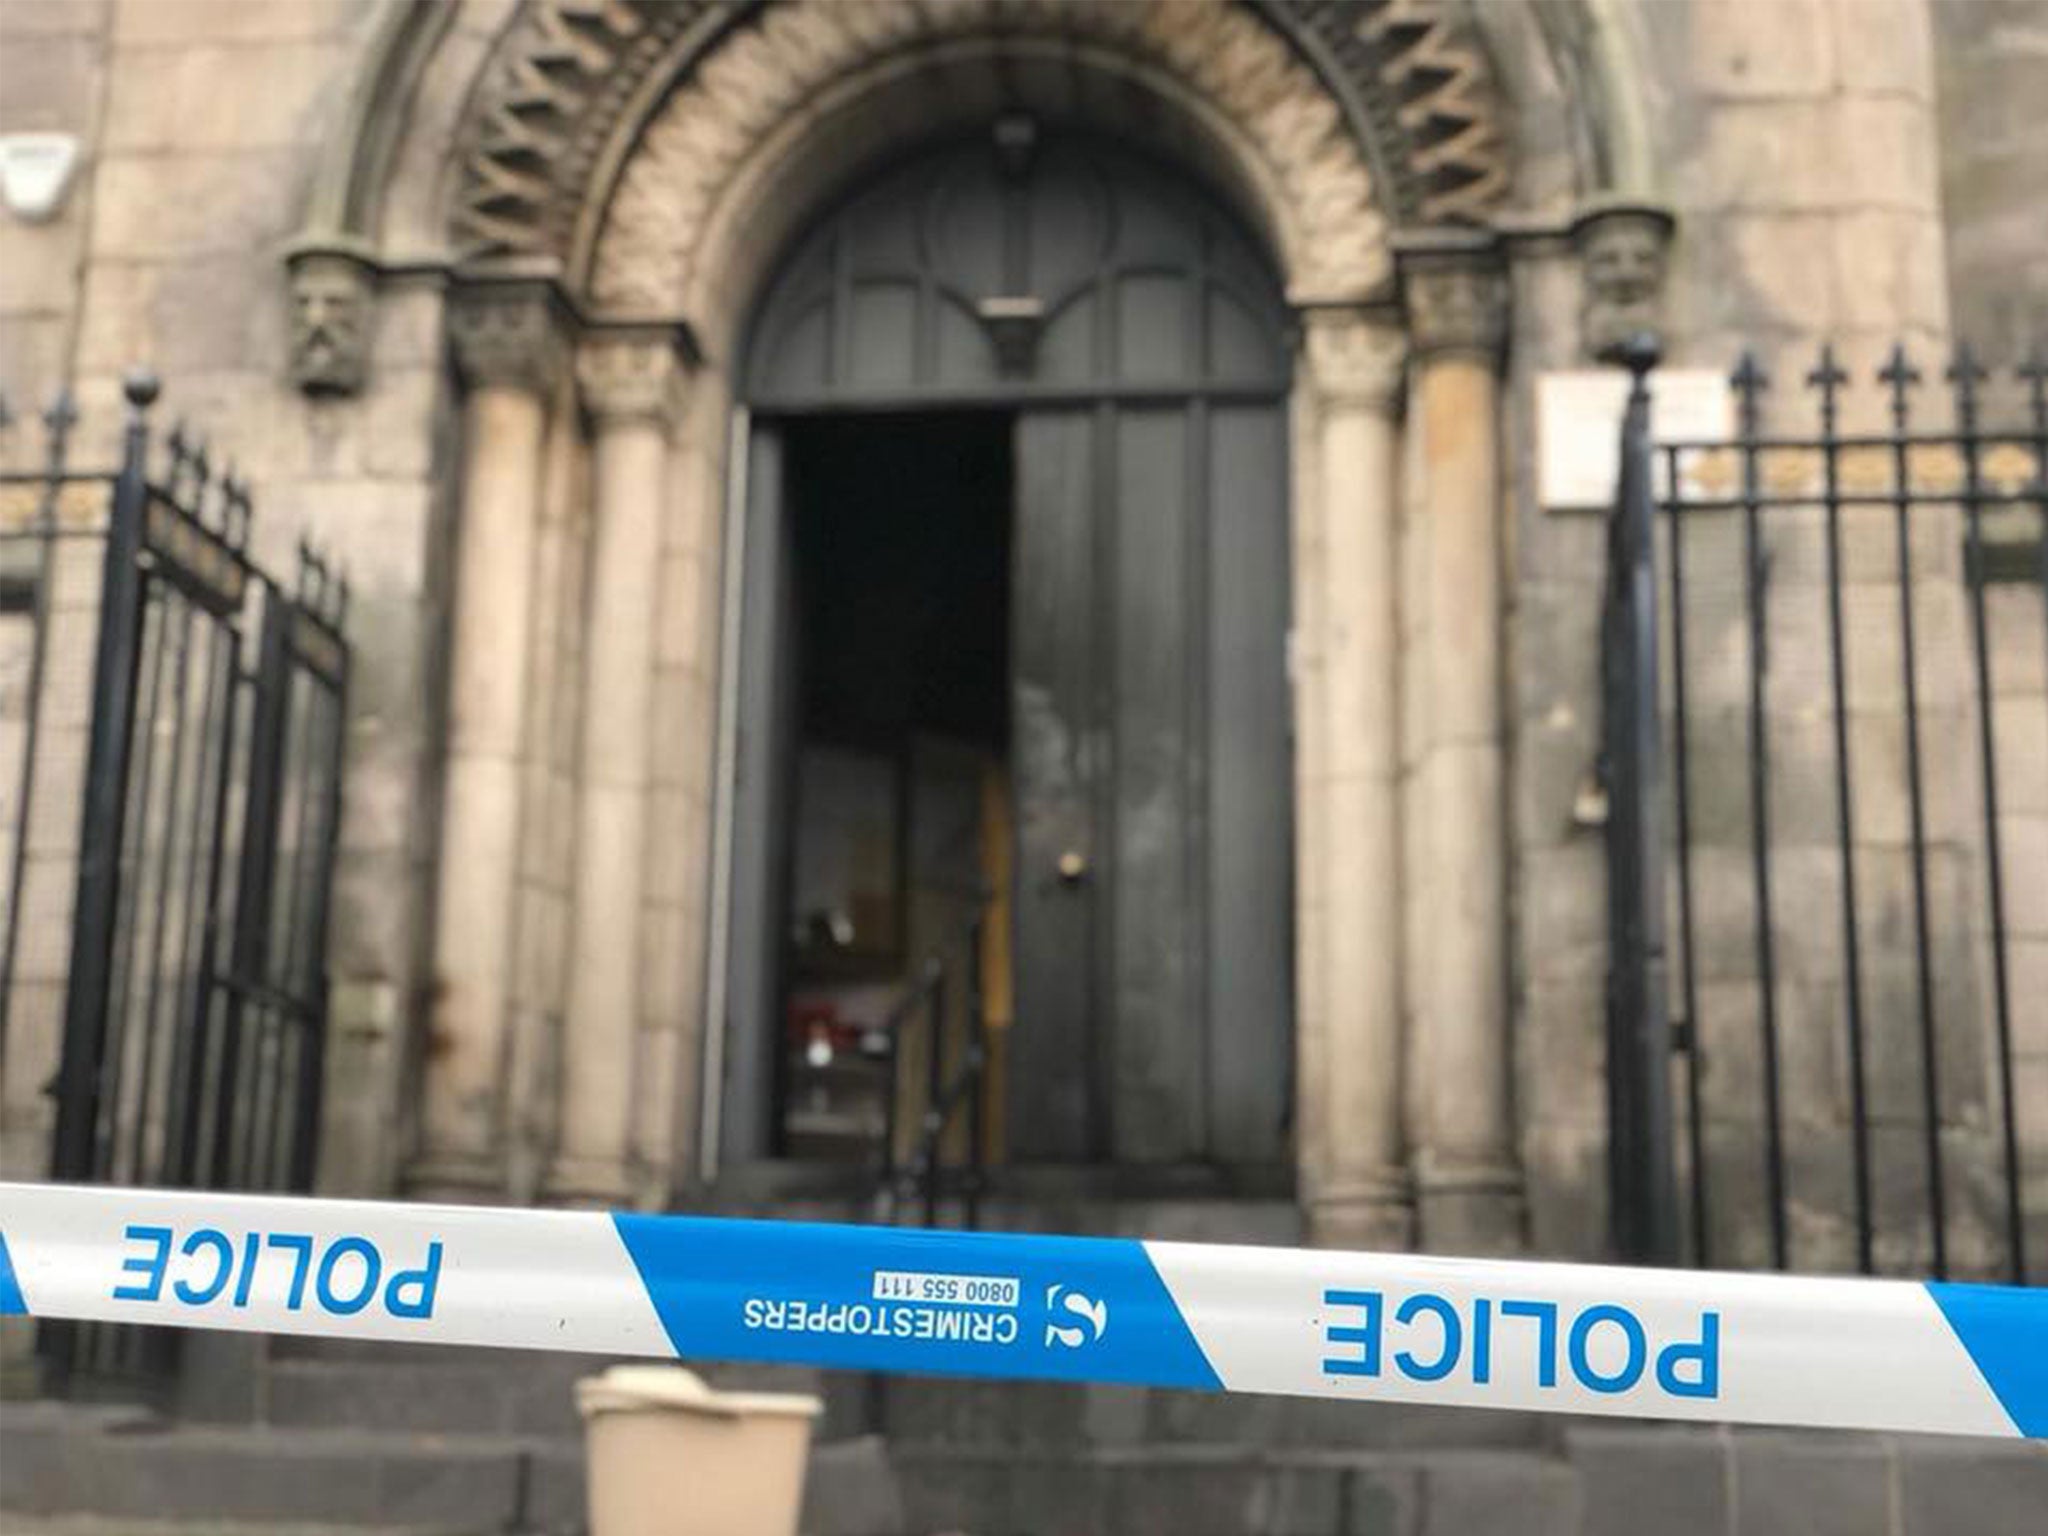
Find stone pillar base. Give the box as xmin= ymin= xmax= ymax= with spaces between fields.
xmin=543 ymin=1154 xmax=638 ymax=1209
xmin=1306 ymin=1170 xmax=1415 ymax=1251
xmin=1414 ymin=1159 xmax=1525 ymax=1256
xmin=404 ymin=1150 xmax=507 ymax=1204
xmin=0 ymin=1317 xmax=47 ymax=1396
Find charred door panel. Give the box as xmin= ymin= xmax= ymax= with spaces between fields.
xmin=1009 ymin=410 xmax=1100 ymax=1159
xmin=1206 ymin=404 xmax=1292 ymax=1164
xmin=1110 ymin=408 xmax=1198 ymax=1162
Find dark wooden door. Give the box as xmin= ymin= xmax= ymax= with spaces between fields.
xmin=738 ymin=130 xmax=1293 ymax=1168
xmin=1008 ymin=402 xmax=1290 ymax=1166
xmin=1008 ymin=410 xmax=1102 ymax=1159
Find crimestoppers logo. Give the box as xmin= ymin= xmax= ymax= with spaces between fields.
xmin=1044 ymin=1285 xmax=1108 ymax=1349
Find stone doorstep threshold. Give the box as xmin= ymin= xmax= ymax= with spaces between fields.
xmin=704 ymin=1158 xmax=1298 ymax=1206
xmin=0 ymin=1524 xmax=478 ymax=1536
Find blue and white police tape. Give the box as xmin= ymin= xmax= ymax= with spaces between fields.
xmin=2 ymin=1182 xmax=2042 ymax=1439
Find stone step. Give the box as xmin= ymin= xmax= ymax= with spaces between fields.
xmin=253 ymin=1344 xmax=1538 ymax=1453
xmin=0 ymin=1521 xmax=475 ymax=1536
xmin=0 ymin=1403 xmax=887 ymax=1536
xmin=872 ymin=1377 xmax=1546 ymax=1451
xmin=0 ymin=1401 xmax=584 ymax=1534
xmin=258 ymin=1354 xmax=592 ymax=1440
xmin=828 ymin=1432 xmax=2048 ymax=1536
xmin=688 ymin=1169 xmax=1301 ymax=1243
xmin=858 ymin=1445 xmax=1570 ymax=1536
xmin=254 ymin=1345 xmax=872 ymax=1443
xmin=9 ymin=1395 xmax=2044 ymax=1536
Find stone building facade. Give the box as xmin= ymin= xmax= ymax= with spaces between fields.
xmin=0 ymin=0 xmax=2043 ymax=1288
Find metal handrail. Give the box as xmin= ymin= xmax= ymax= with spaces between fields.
xmin=875 ymin=909 xmax=992 ymax=1228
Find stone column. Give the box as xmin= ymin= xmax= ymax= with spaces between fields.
xmin=415 ymin=280 xmax=568 ymax=1197
xmin=549 ymin=329 xmax=690 ymax=1204
xmin=1400 ymin=236 xmax=1523 ymax=1253
xmin=1299 ymin=306 xmax=1414 ymax=1250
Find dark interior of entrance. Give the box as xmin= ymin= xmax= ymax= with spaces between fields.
xmin=774 ymin=414 xmax=1013 ymax=1162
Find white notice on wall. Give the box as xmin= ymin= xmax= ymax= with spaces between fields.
xmin=1537 ymin=369 xmax=1731 ymax=511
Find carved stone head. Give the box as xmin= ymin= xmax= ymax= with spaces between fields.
xmin=1573 ymin=204 xmax=1674 ymax=363
xmin=288 ymin=250 xmax=374 ymax=396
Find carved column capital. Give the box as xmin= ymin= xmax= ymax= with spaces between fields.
xmin=1571 ymin=197 xmax=1676 ymax=364
xmin=1299 ymin=306 xmax=1407 ymax=415
xmin=576 ymin=326 xmax=694 ymax=432
xmin=286 ymin=242 xmax=377 ymax=397
xmin=449 ymin=279 xmax=573 ymax=396
xmin=1398 ymin=233 xmax=1508 ymax=365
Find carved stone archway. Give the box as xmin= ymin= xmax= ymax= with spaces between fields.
xmin=406 ymin=0 xmax=1526 ymax=1253
xmin=448 ymin=0 xmax=1513 ymax=298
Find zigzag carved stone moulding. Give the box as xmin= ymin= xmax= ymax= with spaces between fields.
xmin=1278 ymin=0 xmax=1510 ymax=224
xmin=590 ymin=0 xmax=1403 ymax=312
xmin=449 ymin=0 xmax=1512 ymax=308
xmin=451 ymin=0 xmax=723 ymax=262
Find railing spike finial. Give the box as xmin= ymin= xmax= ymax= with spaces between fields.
xmin=119 ymin=371 xmax=159 ymax=478
xmin=1802 ymin=342 xmax=1851 ymax=405
xmin=120 ymin=368 xmax=160 ymax=416
xmin=1947 ymin=343 xmax=1986 ymax=434
xmin=215 ymin=463 xmax=241 ymax=535
xmin=1878 ymin=344 xmax=1921 ymax=432
xmin=2017 ymin=344 xmax=2048 ymax=418
xmin=1730 ymin=350 xmax=1768 ymax=435
xmin=166 ymin=421 xmax=195 ymax=502
xmin=227 ymin=473 xmax=253 ymax=548
xmin=1608 ymin=330 xmax=1661 ymax=380
xmin=1878 ymin=343 xmax=1921 ymax=389
xmin=40 ymin=387 xmax=78 ymax=480
xmin=1806 ymin=343 xmax=1847 ymax=432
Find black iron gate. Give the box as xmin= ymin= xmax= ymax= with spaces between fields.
xmin=0 ymin=374 xmax=349 ymax=1383
xmin=1603 ymin=339 xmax=2045 ymax=1283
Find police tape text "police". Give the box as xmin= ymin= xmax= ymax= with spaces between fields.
xmin=111 ymin=1225 xmax=442 ymax=1319
xmin=1321 ymin=1290 xmax=1719 ymax=1399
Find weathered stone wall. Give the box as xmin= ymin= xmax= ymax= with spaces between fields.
xmin=0 ymin=0 xmax=105 ymax=406
xmin=0 ymin=0 xmax=114 ymax=1188
xmin=0 ymin=3 xmax=110 ymax=1193
xmin=1495 ymin=0 xmax=2032 ymax=1275
xmin=0 ymin=0 xmax=461 ymax=1197
xmin=1932 ymin=0 xmax=2048 ymax=1280
xmin=1 ymin=0 xmax=2036 ymax=1278
xmin=1932 ymin=0 xmax=2048 ymax=357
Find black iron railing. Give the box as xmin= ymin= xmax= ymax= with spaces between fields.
xmin=0 ymin=374 xmax=351 ymax=1384
xmin=1603 ymin=339 xmax=2046 ymax=1282
xmin=1601 ymin=336 xmax=1680 ymax=1266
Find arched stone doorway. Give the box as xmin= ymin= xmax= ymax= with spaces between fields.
xmin=720 ymin=129 xmax=1296 ymax=1177
xmin=359 ymin=0 xmax=1537 ymax=1253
